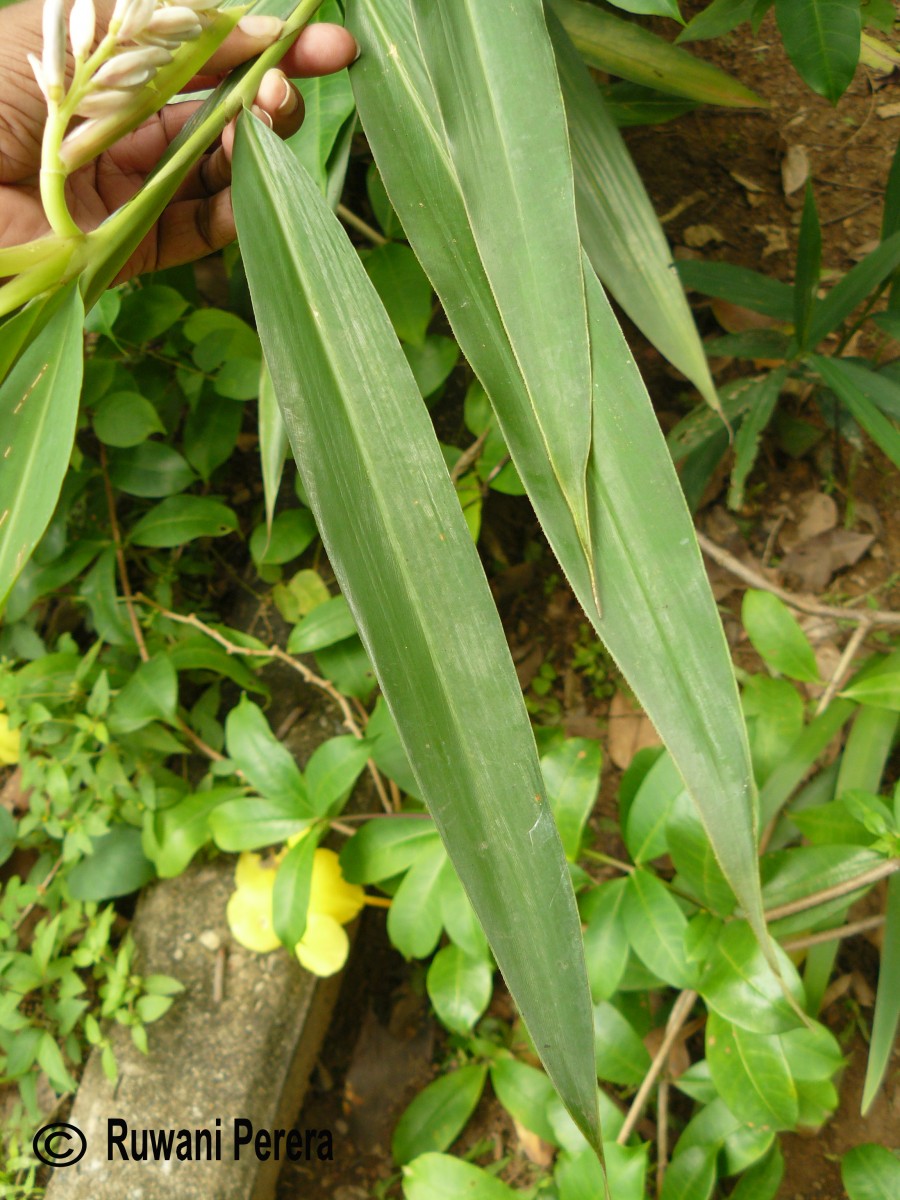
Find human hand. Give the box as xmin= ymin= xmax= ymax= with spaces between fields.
xmin=0 ymin=0 xmax=357 ymax=280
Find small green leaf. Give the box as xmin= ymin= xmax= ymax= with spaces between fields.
xmin=541 ymin=737 xmax=601 ymax=860
xmin=340 ymin=817 xmax=440 ymax=884
xmin=145 ymin=788 xmax=236 ymax=877
xmin=403 ymin=334 xmax=459 ymax=401
xmin=273 ymin=832 xmax=319 ymax=948
xmin=678 ymin=0 xmax=757 ymax=42
xmin=593 ymin=1001 xmax=652 ymax=1085
xmin=129 ymin=496 xmax=238 ymax=547
xmin=426 ymin=944 xmax=493 ymax=1033
xmin=489 ymin=1058 xmax=558 ymax=1145
xmin=108 ymin=655 xmax=178 ymax=734
xmin=661 ymin=1146 xmax=717 ymax=1200
xmin=392 ymin=1065 xmax=488 ymax=1165
xmin=623 ymin=750 xmax=682 ymax=864
xmin=675 ymin=260 xmax=794 ymax=320
xmin=842 ymin=1144 xmax=900 ymax=1200
xmin=362 ymin=243 xmax=433 ymax=346
xmin=288 ymin=595 xmax=357 ymax=653
xmin=403 ymin=1154 xmax=519 ymax=1200
xmin=107 ymin=442 xmax=196 ymax=498
xmin=304 ymin=735 xmax=371 ymax=816
xmin=114 ymin=285 xmax=187 ymax=344
xmin=68 ymin=826 xmax=156 ymax=900
xmin=581 ymin=878 xmax=630 ymax=1001
xmin=700 ymin=922 xmax=805 ymax=1034
xmin=387 ymin=838 xmax=449 ymax=958
xmin=623 ymin=869 xmax=697 ymax=988
xmin=439 ymin=867 xmax=489 ymax=960
xmin=742 ymin=590 xmax=820 ymax=682
xmin=706 ymin=1011 xmax=798 ymax=1129
xmin=224 ymin=697 xmax=309 ymax=810
xmin=92 ymin=391 xmax=165 ymax=447
xmin=250 ymin=507 xmax=318 ymax=566
xmin=209 ymin=797 xmax=312 ymax=852
xmin=728 ymin=1144 xmax=784 ymax=1200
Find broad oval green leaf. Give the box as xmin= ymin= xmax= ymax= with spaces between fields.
xmin=340 ymin=816 xmax=440 ymax=884
xmin=541 ymin=736 xmax=601 ymax=860
xmin=224 ymin=696 xmax=309 ymax=812
xmin=660 ymin=1146 xmax=717 ymax=1200
xmin=742 ymin=590 xmax=821 ymax=683
xmin=304 ymin=735 xmax=371 ymax=817
xmin=129 ymin=495 xmax=238 ymax=547
xmin=68 ymin=826 xmax=155 ymax=900
xmin=403 ymin=1154 xmax=520 ymax=1200
xmin=593 ymin=1000 xmax=652 ymax=1085
xmin=706 ymin=1011 xmax=798 ymax=1130
xmin=387 ymin=839 xmax=450 ymax=959
xmin=392 ymin=1064 xmax=488 ymax=1165
xmin=234 ymin=114 xmax=600 ymax=1148
xmin=92 ymin=390 xmax=165 ymax=448
xmin=775 ymin=0 xmax=861 ymax=104
xmin=287 ymin=595 xmax=357 ymax=653
xmin=841 ymin=1144 xmax=900 ymax=1200
xmin=426 ymin=944 xmax=493 ymax=1034
xmin=623 ymin=868 xmax=697 ymax=988
xmin=107 ymin=442 xmax=196 ymax=498
xmin=108 ymin=655 xmax=178 ymax=734
xmin=209 ymin=797 xmax=313 ymax=852
xmin=489 ymin=1058 xmax=559 ymax=1145
xmin=581 ymin=878 xmax=630 ymax=1001
xmin=700 ymin=922 xmax=805 ymax=1034
xmin=0 ymin=284 xmax=84 ymax=608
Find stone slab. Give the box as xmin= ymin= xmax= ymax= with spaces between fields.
xmin=46 ymin=860 xmax=342 ymax=1200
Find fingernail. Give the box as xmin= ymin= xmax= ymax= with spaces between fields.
xmin=250 ymin=104 xmax=274 ymax=129
xmin=276 ymin=73 xmax=300 ymax=116
xmin=237 ymin=15 xmax=284 ymax=40
xmin=352 ymin=40 xmax=362 ymax=64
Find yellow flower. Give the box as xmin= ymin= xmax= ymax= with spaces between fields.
xmin=226 ymin=846 xmax=379 ymax=978
xmin=0 ymin=713 xmax=20 ymax=767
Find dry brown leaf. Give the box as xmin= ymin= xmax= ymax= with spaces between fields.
xmin=782 ymin=144 xmax=810 ymax=196
xmin=608 ymin=690 xmax=662 ymax=770
xmin=710 ymin=298 xmax=782 ymax=334
xmin=512 ymin=1118 xmax=555 ymax=1167
xmin=729 ymin=170 xmax=766 ymax=194
xmin=781 ymin=529 xmax=875 ymax=591
xmin=791 ymin=492 xmax=838 ymax=547
xmin=755 ymin=224 xmax=790 ymax=257
xmin=683 ymin=224 xmax=726 ymax=249
xmin=877 ymin=102 xmax=900 ymax=120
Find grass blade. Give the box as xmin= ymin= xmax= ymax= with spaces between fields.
xmin=233 ymin=115 xmax=600 ymax=1150
xmin=550 ymin=15 xmax=721 ymax=413
xmin=862 ymin=874 xmax=900 ymax=1113
xmin=350 ymin=0 xmax=770 ymax=963
xmin=812 ymin=356 xmax=900 ymax=469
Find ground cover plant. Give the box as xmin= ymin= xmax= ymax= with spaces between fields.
xmin=0 ymin=0 xmax=899 ymax=1197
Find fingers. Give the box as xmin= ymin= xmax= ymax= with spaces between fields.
xmin=201 ymin=18 xmax=357 ymax=80
xmin=115 ymin=188 xmax=235 ymax=282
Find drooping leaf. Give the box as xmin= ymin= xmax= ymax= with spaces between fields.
xmin=706 ymin=1011 xmax=799 ymax=1129
xmin=224 ymin=696 xmax=309 ymax=812
xmin=841 ymin=1144 xmax=900 ymax=1200
xmin=489 ymin=1058 xmax=559 ymax=1145
xmin=550 ymin=15 xmax=720 ymax=412
xmin=812 ymin=355 xmax=900 ymax=469
xmin=742 ymin=590 xmax=821 ymax=683
xmin=862 ymin=875 xmax=900 ymax=1113
xmin=0 ymin=284 xmax=84 ymax=607
xmin=129 ymin=496 xmax=238 ymax=547
xmin=233 ymin=114 xmax=601 ymax=1147
xmin=552 ymin=0 xmax=764 ymax=107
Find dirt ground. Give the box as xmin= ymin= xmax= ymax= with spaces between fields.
xmin=277 ymin=5 xmax=900 ymax=1199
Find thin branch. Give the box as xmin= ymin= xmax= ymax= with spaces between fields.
xmin=336 ymin=204 xmax=388 ymax=246
xmin=783 ymin=913 xmax=885 ymax=954
xmin=449 ymin=428 xmax=490 ymax=484
xmin=617 ymin=990 xmax=697 ymax=1146
xmin=133 ymin=595 xmax=394 ymax=813
xmin=656 ymin=1080 xmax=670 ymax=1199
xmin=696 ymin=532 xmax=900 ymax=627
xmin=764 ymin=858 xmax=899 ymax=922
xmin=99 ymin=445 xmax=149 ymax=661
xmin=815 ymin=620 xmax=873 ymax=717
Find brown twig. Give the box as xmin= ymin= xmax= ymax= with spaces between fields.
xmin=132 ymin=595 xmax=394 ymax=812
xmin=696 ymin=532 xmax=900 ymax=627
xmin=656 ymin=1079 xmax=670 ymax=1199
xmin=336 ymin=204 xmax=388 ymax=246
xmin=764 ymin=858 xmax=899 ymax=922
xmin=815 ymin=619 xmax=873 ymax=717
xmin=99 ymin=444 xmax=149 ymax=661
xmin=13 ymin=856 xmax=63 ymax=932
xmin=783 ymin=913 xmax=885 ymax=954
xmin=449 ymin=428 xmax=490 ymax=484
xmin=617 ymin=990 xmax=697 ymax=1146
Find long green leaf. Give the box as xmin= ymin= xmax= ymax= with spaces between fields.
xmin=806 ymin=230 xmax=900 ymax=346
xmin=349 ymin=0 xmax=770 ymax=966
xmin=812 ymin=356 xmax=900 ymax=469
xmin=862 ymin=874 xmax=900 ymax=1113
xmin=550 ymin=16 xmax=720 ymax=412
xmin=550 ymin=0 xmax=766 ymax=108
xmin=232 ymin=116 xmax=600 ymax=1152
xmin=0 ymin=284 xmax=84 ymax=607
xmin=775 ymin=0 xmax=861 ymax=104
xmin=412 ymin=0 xmax=593 ymax=561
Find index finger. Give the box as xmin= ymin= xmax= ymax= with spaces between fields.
xmin=195 ymin=17 xmax=357 ymax=80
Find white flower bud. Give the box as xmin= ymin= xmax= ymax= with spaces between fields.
xmin=113 ymin=0 xmax=156 ymax=42
xmin=28 ymin=52 xmax=49 ymax=99
xmin=69 ymin=0 xmax=96 ymax=59
xmin=143 ymin=7 xmax=203 ymax=40
xmin=93 ymin=45 xmax=172 ymax=85
xmin=60 ymin=117 xmax=104 ymax=168
xmin=41 ymin=0 xmax=67 ymax=93
xmin=75 ymin=87 xmax=140 ymax=117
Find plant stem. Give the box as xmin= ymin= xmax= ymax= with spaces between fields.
xmin=39 ymin=102 xmax=83 ymax=240
xmin=764 ymin=858 xmax=899 ymax=922
xmin=617 ymin=989 xmax=697 ymax=1146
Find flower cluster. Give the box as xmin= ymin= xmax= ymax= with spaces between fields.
xmin=31 ymin=0 xmax=224 ymax=167
xmin=226 ymin=843 xmax=382 ymax=978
